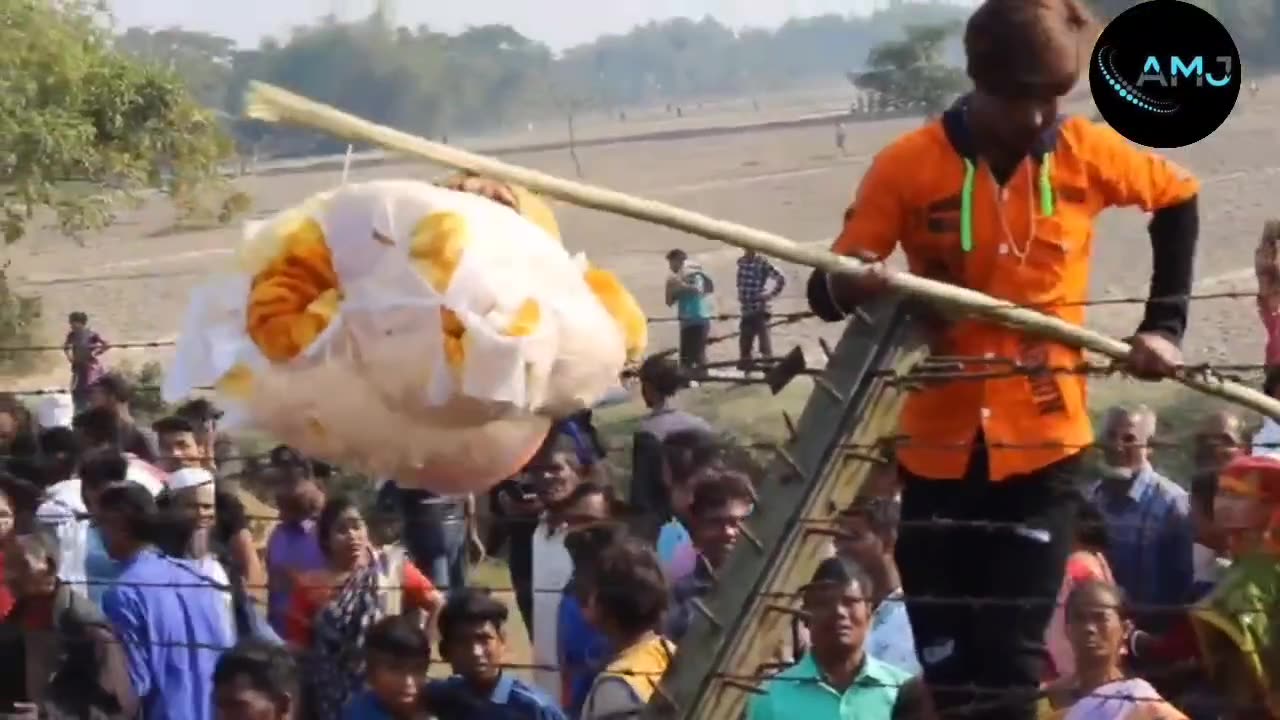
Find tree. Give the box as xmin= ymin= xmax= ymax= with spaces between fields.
xmin=852 ymin=22 xmax=968 ymax=115
xmin=0 ymin=0 xmax=232 ymax=243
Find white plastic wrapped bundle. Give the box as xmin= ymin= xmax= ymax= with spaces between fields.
xmin=163 ymin=180 xmax=646 ymax=493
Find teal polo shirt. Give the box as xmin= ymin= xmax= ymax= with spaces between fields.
xmin=746 ymin=654 xmax=910 ymax=720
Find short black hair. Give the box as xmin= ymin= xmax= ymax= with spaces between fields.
xmin=438 ymin=588 xmax=508 ymax=647
xmin=1190 ymin=469 xmax=1219 ymax=517
xmin=588 ymin=538 xmax=669 ymax=635
xmin=565 ymin=522 xmax=626 ymax=575
xmin=38 ymin=426 xmax=79 ymax=458
xmin=638 ymin=354 xmax=687 ymax=399
xmin=175 ymin=398 xmax=222 ymax=424
xmin=97 ymin=482 xmax=160 ymax=543
xmin=79 ymin=449 xmax=129 ymax=491
xmin=73 ymin=407 xmax=122 ymax=448
xmin=366 ymin=614 xmax=433 ymax=664
xmin=68 ymin=312 xmax=88 ymax=324
xmin=89 ymin=373 xmax=131 ymax=403
xmin=689 ymin=467 xmax=756 ymax=518
xmin=315 ymin=496 xmax=360 ymax=558
xmin=662 ymin=430 xmax=722 ymax=489
xmin=214 ymin=640 xmax=299 ymax=711
xmin=665 ymin=249 xmax=687 ymax=262
xmin=804 ymin=557 xmax=873 ymax=598
xmin=840 ymin=496 xmax=901 ymax=539
xmin=152 ymin=416 xmax=196 ymax=437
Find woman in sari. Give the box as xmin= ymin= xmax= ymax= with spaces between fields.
xmin=286 ymin=496 xmax=444 ymax=719
xmin=1133 ymin=454 xmax=1280 ymax=719
xmin=1045 ymin=580 xmax=1185 ymax=720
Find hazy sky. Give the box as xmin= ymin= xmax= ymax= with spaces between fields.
xmin=110 ymin=0 xmax=975 ymax=50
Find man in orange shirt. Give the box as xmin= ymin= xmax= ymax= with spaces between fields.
xmin=805 ymin=1 xmax=1198 ymax=718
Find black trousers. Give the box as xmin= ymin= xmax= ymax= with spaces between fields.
xmin=678 ymin=321 xmax=710 ymax=371
xmin=896 ymin=443 xmax=1080 ymax=720
xmin=737 ymin=312 xmax=773 ymax=369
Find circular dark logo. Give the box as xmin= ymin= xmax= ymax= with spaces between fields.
xmin=1089 ymin=0 xmax=1240 ymax=148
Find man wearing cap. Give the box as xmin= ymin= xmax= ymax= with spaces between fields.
xmin=747 ymin=558 xmax=909 ymax=720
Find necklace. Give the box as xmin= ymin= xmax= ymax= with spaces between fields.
xmin=991 ymin=163 xmax=1038 ymax=266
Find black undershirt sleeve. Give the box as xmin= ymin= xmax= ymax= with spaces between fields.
xmin=1137 ymin=195 xmax=1199 ymax=344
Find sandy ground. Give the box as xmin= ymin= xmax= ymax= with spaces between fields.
xmin=5 ymin=79 xmax=1280 ymax=395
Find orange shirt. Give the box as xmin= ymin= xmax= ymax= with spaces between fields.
xmin=833 ymin=114 xmax=1198 ymax=481
xmin=285 ymin=559 xmax=437 ymax=648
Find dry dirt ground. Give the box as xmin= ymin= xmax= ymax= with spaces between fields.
xmin=6 ymin=79 xmax=1280 ymax=405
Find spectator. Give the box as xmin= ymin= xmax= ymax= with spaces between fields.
xmin=74 ymin=450 xmax=131 ymax=605
xmin=424 ymin=588 xmax=566 ymax=720
xmin=0 ymin=481 xmax=21 ymax=620
xmin=1044 ymin=498 xmax=1114 ymax=683
xmin=213 ymin=640 xmax=300 ymax=720
xmin=0 ymin=530 xmax=136 ymax=718
xmin=747 ymin=558 xmax=909 ymax=720
xmin=157 ymin=468 xmax=236 ymax=637
xmin=655 ymin=430 xmax=722 ymax=582
xmin=342 ymin=614 xmax=432 ymax=720
xmin=558 ymin=522 xmax=622 ymax=715
xmin=1253 ymin=367 xmax=1280 ymax=457
xmin=1047 ymin=581 xmax=1187 ymax=719
xmin=891 ymin=677 xmax=935 ymax=720
xmin=530 ymin=473 xmax=612 ymax=700
xmin=85 ymin=374 xmax=157 ymax=462
xmin=667 ymin=465 xmax=755 ymax=641
xmin=1192 ymin=411 xmax=1244 ymax=475
xmin=0 ymin=393 xmax=38 ymax=465
xmin=488 ymin=472 xmax=542 ymax=637
xmin=735 ymin=249 xmax=786 ymax=373
xmin=1089 ymin=406 xmax=1193 ymax=630
xmin=378 ymin=480 xmax=480 ymax=595
xmin=153 ymin=416 xmax=208 ymax=473
xmin=262 ymin=447 xmax=327 ymax=636
xmin=63 ymin=311 xmax=108 ymax=412
xmin=663 ymin=249 xmax=714 ymax=373
xmin=579 ymin=538 xmax=674 ymax=720
xmin=173 ymin=399 xmax=230 ymax=477
xmin=834 ymin=496 xmax=918 ymax=674
xmin=1187 ymin=471 xmax=1229 ymax=601
xmin=37 ymin=426 xmax=79 ymax=490
xmin=98 ymin=482 xmax=233 ymax=720
xmin=288 ymin=496 xmax=443 ymax=720
xmin=636 ymin=356 xmax=713 ymax=443
xmin=152 ymin=424 xmax=266 ymax=616
xmin=73 ymin=407 xmax=166 ymax=495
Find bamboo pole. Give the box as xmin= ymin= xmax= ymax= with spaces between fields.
xmin=243 ymin=81 xmax=1280 ymax=419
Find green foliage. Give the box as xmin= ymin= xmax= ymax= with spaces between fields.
xmin=0 ymin=0 xmax=232 ymax=243
xmin=854 ymin=22 xmax=969 ymax=114
xmin=114 ymin=360 xmax=171 ymax=420
xmin=114 ymin=4 xmax=975 ymax=158
xmin=0 ymin=267 xmax=42 ymax=374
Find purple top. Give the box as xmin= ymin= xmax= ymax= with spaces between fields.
xmin=265 ymin=519 xmax=327 ymax=635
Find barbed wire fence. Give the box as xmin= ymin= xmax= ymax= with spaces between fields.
xmin=0 ymin=276 xmax=1274 ymax=718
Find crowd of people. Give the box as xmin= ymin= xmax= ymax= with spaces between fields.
xmin=1 ymin=0 xmax=1278 ymax=719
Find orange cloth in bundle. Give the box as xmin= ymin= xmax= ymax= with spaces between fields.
xmin=163 ymin=180 xmax=647 ymax=493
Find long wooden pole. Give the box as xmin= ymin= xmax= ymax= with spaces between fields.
xmin=243 ymin=81 xmax=1280 ymax=419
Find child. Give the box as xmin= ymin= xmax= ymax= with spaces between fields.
xmin=214 ymin=639 xmax=301 ymax=720
xmin=343 ymin=614 xmax=432 ymax=719
xmin=63 ymin=311 xmax=107 ymax=411
xmin=579 ymin=538 xmax=675 ymax=720
xmin=423 ymin=589 xmax=566 ymax=720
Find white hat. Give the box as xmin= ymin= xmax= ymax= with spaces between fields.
xmin=168 ymin=467 xmax=215 ymax=492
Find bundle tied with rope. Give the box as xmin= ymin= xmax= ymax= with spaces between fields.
xmin=237 ymin=81 xmax=1280 ymax=423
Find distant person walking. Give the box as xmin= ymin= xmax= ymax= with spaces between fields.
xmin=835 ymin=122 xmax=847 ymax=154
xmin=735 ymin=250 xmax=786 ymax=373
xmin=664 ymin=249 xmax=714 ymax=374
xmin=63 ymin=311 xmax=107 ymax=411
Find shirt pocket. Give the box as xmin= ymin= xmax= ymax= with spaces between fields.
xmin=1008 ymin=213 xmax=1087 ymax=307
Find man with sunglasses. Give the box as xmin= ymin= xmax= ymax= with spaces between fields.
xmin=1088 ymin=405 xmax=1194 ymax=632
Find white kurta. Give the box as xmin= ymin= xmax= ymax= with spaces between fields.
xmin=530 ymin=520 xmax=574 ymax=700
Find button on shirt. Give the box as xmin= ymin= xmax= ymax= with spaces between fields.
xmin=1088 ymin=468 xmax=1194 ymax=627
xmin=747 ymin=654 xmax=909 ymax=720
